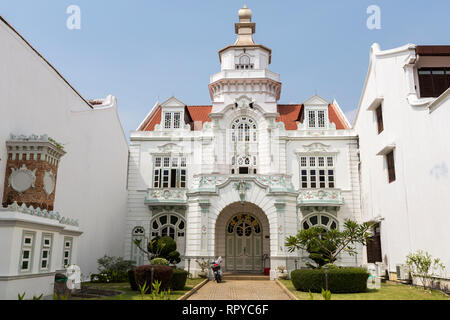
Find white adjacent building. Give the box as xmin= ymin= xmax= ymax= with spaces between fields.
xmin=354 ymin=43 xmax=450 ymax=282
xmin=0 ymin=16 xmax=128 ymax=299
xmin=126 ymin=6 xmax=362 ymax=277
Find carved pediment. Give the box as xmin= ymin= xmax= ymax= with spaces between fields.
xmin=234 ymin=95 xmax=254 ymax=110
xmin=302 ymin=94 xmax=329 ymax=106
xmin=157 ymin=143 xmax=184 ymax=153
xmin=160 ymin=96 xmax=186 ymax=108
xmin=303 ymin=143 xmax=330 ymax=153
xmin=295 ymin=142 xmax=339 ymax=155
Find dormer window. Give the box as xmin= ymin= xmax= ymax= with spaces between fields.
xmin=306 ymin=109 xmax=327 ymax=129
xmin=236 ymin=55 xmax=254 ymax=70
xmin=164 ymin=112 xmax=182 ymax=129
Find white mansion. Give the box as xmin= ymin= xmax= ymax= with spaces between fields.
xmin=1 ymin=5 xmax=449 ymax=299
xmin=125 ymin=6 xmax=362 ymax=277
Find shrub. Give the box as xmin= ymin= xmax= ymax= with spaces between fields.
xmin=291 ymin=267 xmax=369 ymax=293
xmin=168 ymin=251 xmax=181 ymax=265
xmin=170 ymin=268 xmax=189 ymax=290
xmin=148 ymin=236 xmax=177 ymax=258
xmin=135 ymin=235 xmax=181 ymax=266
xmin=93 ymin=255 xmax=134 ymax=283
xmin=406 ymin=250 xmax=446 ymax=290
xmin=128 ymin=269 xmax=138 ymax=291
xmin=151 ymin=258 xmax=169 ymax=266
xmin=286 ymin=220 xmax=374 ymax=268
xmin=134 ymin=265 xmax=173 ymax=292
xmin=97 ymin=255 xmax=134 ymax=274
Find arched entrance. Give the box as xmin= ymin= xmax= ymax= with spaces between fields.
xmin=226 ymin=213 xmax=263 ymax=272
xmin=215 ymin=202 xmax=270 ymax=273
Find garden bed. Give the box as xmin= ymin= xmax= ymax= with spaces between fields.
xmin=76 ymin=278 xmax=204 ymax=300
xmin=279 ymin=279 xmax=449 ymax=300
xmin=72 ymin=287 xmax=125 ymax=299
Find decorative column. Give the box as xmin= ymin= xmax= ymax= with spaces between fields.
xmin=199 ymin=199 xmax=210 ymax=254
xmin=274 ymin=201 xmax=286 ymax=255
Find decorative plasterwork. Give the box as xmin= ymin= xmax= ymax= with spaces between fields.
xmin=151 ymin=206 xmax=186 ymax=216
xmin=8 ymin=134 xmax=65 ymax=151
xmin=297 ymin=189 xmax=344 ymax=208
xmin=145 ymin=188 xmax=187 ymax=206
xmin=8 ymin=165 xmax=36 ymax=193
xmin=233 ymin=180 xmax=251 ymax=203
xmin=189 ymin=174 xmax=295 ymax=194
xmin=43 ymin=171 xmax=56 ymax=196
xmin=295 ymin=142 xmax=339 ymax=155
xmin=208 ymin=77 xmax=281 ymax=101
xmin=157 ymin=143 xmax=184 ymax=153
xmin=298 ymin=206 xmax=341 ymax=216
xmin=6 ymin=133 xmax=66 ymax=165
xmin=1 ymin=202 xmax=79 ymax=226
xmin=234 ymin=95 xmax=254 ymax=110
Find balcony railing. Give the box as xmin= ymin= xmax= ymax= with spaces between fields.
xmin=145 ymin=188 xmax=187 ymax=206
xmin=297 ymin=188 xmax=344 ymax=207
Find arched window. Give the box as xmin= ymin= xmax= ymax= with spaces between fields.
xmin=150 ymin=214 xmax=186 ymax=255
xmin=240 ymin=55 xmax=250 ymax=65
xmin=236 ymin=55 xmax=254 ymax=70
xmin=227 ymin=214 xmax=261 ymax=235
xmin=131 ymin=226 xmax=145 ymax=266
xmin=231 ymin=117 xmax=257 ymax=142
xmin=301 ymin=214 xmax=338 ymax=231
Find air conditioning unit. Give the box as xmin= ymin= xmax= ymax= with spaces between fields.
xmin=396 ymin=264 xmax=410 ymax=280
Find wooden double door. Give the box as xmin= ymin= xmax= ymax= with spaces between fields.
xmin=225 ymin=214 xmax=263 ymax=272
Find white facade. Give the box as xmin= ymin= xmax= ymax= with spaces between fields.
xmin=0 ymin=203 xmax=81 ymax=299
xmin=354 ymin=43 xmax=450 ymax=279
xmin=0 ymin=15 xmax=129 ymax=298
xmin=126 ymin=7 xmax=362 ymax=278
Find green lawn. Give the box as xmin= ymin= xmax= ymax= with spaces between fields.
xmin=279 ymin=280 xmax=449 ymax=300
xmin=76 ymin=278 xmax=205 ymax=300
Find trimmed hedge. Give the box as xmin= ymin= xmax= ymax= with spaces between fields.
xmin=291 ymin=267 xmax=369 ymax=293
xmin=170 ymin=268 xmax=189 ymax=290
xmin=151 ymin=258 xmax=169 ymax=266
xmin=128 ymin=269 xmax=138 ymax=291
xmin=134 ymin=265 xmax=173 ymax=292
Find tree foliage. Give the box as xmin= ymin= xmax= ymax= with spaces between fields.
xmin=134 ymin=236 xmax=181 ymax=265
xmin=285 ymin=219 xmax=374 ymax=267
xmin=406 ymin=250 xmax=445 ymax=290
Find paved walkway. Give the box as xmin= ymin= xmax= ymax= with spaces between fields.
xmin=187 ymin=280 xmax=292 ymax=300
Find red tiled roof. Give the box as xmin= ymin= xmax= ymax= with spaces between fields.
xmin=276 ymin=104 xmax=349 ymax=130
xmin=142 ymin=107 xmax=162 ymax=131
xmin=186 ymin=106 xmax=212 ymax=123
xmin=328 ymin=104 xmax=349 ymax=130
xmin=276 ymin=104 xmax=302 ymax=130
xmin=141 ymin=104 xmax=348 ymax=131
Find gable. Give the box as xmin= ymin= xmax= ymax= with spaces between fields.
xmin=302 ymin=94 xmax=330 ymax=106
xmin=276 ymin=104 xmax=349 ymax=130
xmin=140 ymin=103 xmax=349 ymax=131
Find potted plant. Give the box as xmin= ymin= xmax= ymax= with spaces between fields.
xmin=276 ymin=266 xmax=288 ymax=279
xmin=195 ymin=259 xmax=209 ymax=278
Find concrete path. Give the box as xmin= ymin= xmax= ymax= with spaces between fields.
xmin=187 ymin=280 xmax=292 ymax=300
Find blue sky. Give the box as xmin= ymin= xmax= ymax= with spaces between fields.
xmin=1 ymin=1 xmax=449 ymax=138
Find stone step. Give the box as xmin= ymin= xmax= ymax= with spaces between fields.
xmin=222 ymin=273 xmax=270 ymax=281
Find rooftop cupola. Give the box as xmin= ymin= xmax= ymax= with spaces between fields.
xmin=235 ymin=5 xmax=256 ymax=46
xmin=217 ymin=6 xmax=273 ymax=69
xmin=210 ymin=6 xmax=281 ymax=109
